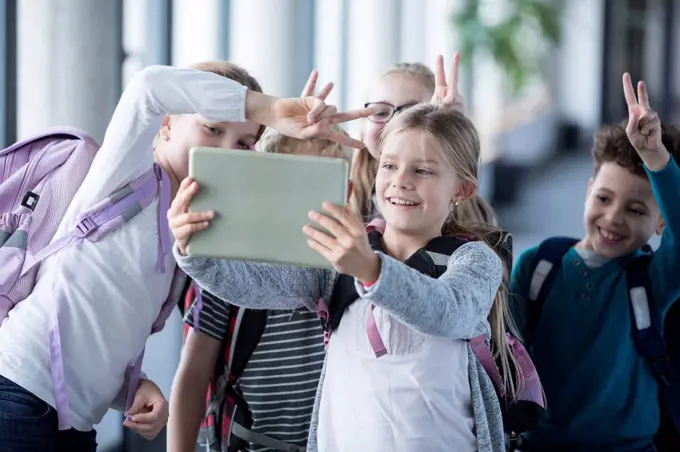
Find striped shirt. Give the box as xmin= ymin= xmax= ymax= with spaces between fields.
xmin=185 ymin=291 xmax=325 ymax=452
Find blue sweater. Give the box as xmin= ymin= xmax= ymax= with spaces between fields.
xmin=510 ymin=157 xmax=680 ymax=450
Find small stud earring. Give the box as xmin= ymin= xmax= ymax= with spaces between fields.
xmin=163 ymin=134 xmax=170 ymax=141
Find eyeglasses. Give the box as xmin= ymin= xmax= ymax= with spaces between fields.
xmin=364 ymin=101 xmax=418 ymax=124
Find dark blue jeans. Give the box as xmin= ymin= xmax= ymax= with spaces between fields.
xmin=0 ymin=374 xmax=97 ymax=452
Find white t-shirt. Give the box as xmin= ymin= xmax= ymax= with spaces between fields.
xmin=318 ymin=298 xmax=477 ymax=452
xmin=0 ymin=65 xmax=248 ymax=431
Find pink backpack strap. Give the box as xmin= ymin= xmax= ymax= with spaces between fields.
xmin=367 ymin=304 xmax=387 ymax=357
xmin=469 ymin=334 xmax=505 ymax=397
xmin=363 ymin=219 xmax=387 ymax=356
xmin=366 ymin=217 xmax=386 ymax=233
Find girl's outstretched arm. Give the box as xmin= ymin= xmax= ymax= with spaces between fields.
xmin=174 ymin=246 xmax=329 ymax=310
xmin=357 ymin=241 xmax=502 ymax=339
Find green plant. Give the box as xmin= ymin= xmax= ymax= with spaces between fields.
xmin=453 ymin=0 xmax=564 ymax=94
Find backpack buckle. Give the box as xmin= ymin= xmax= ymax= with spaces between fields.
xmin=75 ymin=217 xmax=97 ymax=238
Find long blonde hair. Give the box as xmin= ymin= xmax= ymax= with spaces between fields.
xmin=380 ymin=103 xmax=521 ymax=399
xmin=351 ymin=63 xmax=435 ymax=219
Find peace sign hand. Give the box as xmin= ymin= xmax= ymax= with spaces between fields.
xmin=268 ymin=97 xmax=370 ymax=148
xmin=431 ymin=53 xmax=465 ymax=114
xmin=622 ymin=73 xmax=669 ymax=169
xmin=301 ymin=69 xmax=334 ymax=100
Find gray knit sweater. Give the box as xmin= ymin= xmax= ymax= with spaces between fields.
xmin=174 ymin=241 xmax=506 ymax=451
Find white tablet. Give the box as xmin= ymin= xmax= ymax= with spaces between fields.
xmin=186 ymin=147 xmax=349 ymax=268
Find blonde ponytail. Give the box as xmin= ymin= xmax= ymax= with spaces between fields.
xmin=442 ymin=208 xmax=522 ymax=400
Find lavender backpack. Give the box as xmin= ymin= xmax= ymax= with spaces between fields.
xmin=0 ymin=127 xmax=182 ymax=430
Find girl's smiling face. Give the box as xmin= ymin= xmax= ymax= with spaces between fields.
xmin=376 ymin=129 xmax=467 ymax=242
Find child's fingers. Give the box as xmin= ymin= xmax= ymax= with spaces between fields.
xmin=640 ymin=112 xmax=659 ymax=136
xmin=316 ymin=105 xmax=338 ymax=121
xmin=301 ymin=70 xmax=319 ymax=97
xmin=317 ymin=82 xmax=334 ymax=101
xmin=123 ymin=419 xmax=160 ymax=439
xmin=307 ymin=238 xmax=333 ymax=259
xmin=329 ymin=107 xmax=374 ymax=125
xmin=127 ymin=410 xmax=160 ymax=425
xmin=173 ymin=221 xmax=211 ymax=242
xmin=321 ymin=202 xmax=361 ymax=233
xmin=434 ymin=54 xmax=446 ymax=88
xmin=622 ymin=73 xmax=638 ymax=108
xmin=179 ymin=177 xmax=193 ymax=190
xmin=307 ymin=106 xmax=337 ymax=127
xmin=170 ymin=181 xmax=198 ymax=214
xmin=169 ymin=210 xmax=214 ymax=229
xmin=308 ymin=210 xmax=345 ymax=240
xmin=637 ymin=80 xmax=650 ymax=109
xmin=306 ymin=101 xmax=330 ymax=124
xmin=302 ymin=225 xmax=336 ymax=249
xmin=448 ymin=52 xmax=461 ymax=92
xmin=626 ymin=109 xmax=641 ymax=137
xmin=325 ymin=129 xmax=365 ymax=149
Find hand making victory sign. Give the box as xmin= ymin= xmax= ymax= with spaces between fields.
xmin=622 ymin=72 xmax=670 ymax=171
xmin=301 ymin=69 xmax=335 ymax=99
xmin=431 ymin=53 xmax=465 ymax=113
xmin=303 ymin=202 xmax=381 ymax=286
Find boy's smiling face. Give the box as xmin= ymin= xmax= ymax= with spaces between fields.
xmin=582 ymin=161 xmax=663 ymax=259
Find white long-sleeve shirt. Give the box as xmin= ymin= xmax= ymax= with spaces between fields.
xmin=0 ymin=66 xmax=248 ymax=431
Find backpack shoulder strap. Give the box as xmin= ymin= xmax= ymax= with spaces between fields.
xmin=626 ymin=253 xmax=671 ymax=382
xmin=19 ymin=164 xmax=167 ymax=280
xmin=528 ymin=237 xmax=579 ymax=302
xmin=227 ymin=308 xmax=268 ymax=381
xmin=525 ymin=237 xmax=579 ymax=345
xmin=626 ymin=253 xmax=680 ymax=432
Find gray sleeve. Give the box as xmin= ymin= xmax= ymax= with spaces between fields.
xmin=184 ymin=290 xmax=232 ymax=341
xmin=355 ymin=241 xmax=502 ymax=340
xmin=173 ymin=245 xmax=327 ymax=310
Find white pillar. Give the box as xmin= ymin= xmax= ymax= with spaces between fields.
xmin=399 ymin=0 xmax=427 ymax=63
xmin=424 ymin=0 xmax=460 ymax=67
xmin=229 ymin=0 xmax=313 ymax=98
xmin=555 ymin=0 xmax=605 ymax=132
xmin=314 ymin=0 xmax=345 ymax=108
xmin=172 ymin=0 xmax=222 ymax=67
xmin=343 ymin=0 xmax=400 ymax=139
xmin=16 ymin=0 xmax=122 ymax=143
xmin=346 ymin=0 xmax=401 ymax=111
xmin=123 ymin=0 xmax=148 ymax=86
